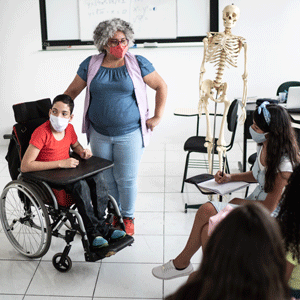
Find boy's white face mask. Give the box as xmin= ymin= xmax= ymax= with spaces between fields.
xmin=50 ymin=114 xmax=70 ymax=132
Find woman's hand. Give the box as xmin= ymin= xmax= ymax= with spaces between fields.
xmin=60 ymin=158 xmax=79 ymax=168
xmin=146 ymin=116 xmax=162 ymax=131
xmin=215 ymin=171 xmax=231 ymax=184
xmin=79 ymin=149 xmax=92 ymax=159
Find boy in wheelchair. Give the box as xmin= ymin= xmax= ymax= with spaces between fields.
xmin=20 ymin=94 xmax=126 ymax=249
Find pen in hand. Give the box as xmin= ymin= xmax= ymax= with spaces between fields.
xmin=221 ymin=153 xmax=226 ymax=177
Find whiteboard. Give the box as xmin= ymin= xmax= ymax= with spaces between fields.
xmin=78 ymin=0 xmax=177 ymax=40
xmin=40 ymin=0 xmax=218 ymax=48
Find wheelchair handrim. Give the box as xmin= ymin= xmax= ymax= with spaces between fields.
xmin=0 ymin=181 xmax=51 ymax=258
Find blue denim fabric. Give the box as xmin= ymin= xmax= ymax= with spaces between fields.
xmin=65 ymin=172 xmax=110 ymax=241
xmin=90 ymin=126 xmax=144 ymax=218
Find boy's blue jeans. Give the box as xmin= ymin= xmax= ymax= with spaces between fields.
xmin=65 ymin=172 xmax=110 ymax=242
xmin=90 ymin=126 xmax=144 ymax=218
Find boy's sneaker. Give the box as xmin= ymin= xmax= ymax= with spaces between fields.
xmin=92 ymin=236 xmax=108 ymax=248
xmin=152 ymin=260 xmax=194 ymax=280
xmin=105 ymin=228 xmax=126 ymax=242
xmin=110 ymin=229 xmax=126 ymax=240
xmin=123 ymin=217 xmax=135 ymax=236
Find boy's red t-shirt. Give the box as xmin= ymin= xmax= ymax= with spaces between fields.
xmin=29 ymin=120 xmax=78 ymax=162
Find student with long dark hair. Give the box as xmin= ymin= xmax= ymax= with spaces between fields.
xmin=166 ymin=203 xmax=290 ymax=300
xmin=277 ymin=164 xmax=300 ymax=298
xmin=153 ymin=102 xmax=300 ymax=280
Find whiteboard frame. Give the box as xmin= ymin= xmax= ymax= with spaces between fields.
xmin=39 ymin=0 xmax=219 ymax=50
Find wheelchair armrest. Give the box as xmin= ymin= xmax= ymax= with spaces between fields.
xmin=21 ymin=155 xmax=114 ymax=186
xmin=3 ymin=134 xmax=13 ymax=140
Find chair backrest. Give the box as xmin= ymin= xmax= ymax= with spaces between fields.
xmin=226 ymin=99 xmax=239 ymax=150
xmin=5 ymin=98 xmax=51 ymax=180
xmin=13 ymin=98 xmax=51 ymax=159
xmin=292 ymin=126 xmax=300 ymax=148
xmin=276 ymin=81 xmax=300 ymax=96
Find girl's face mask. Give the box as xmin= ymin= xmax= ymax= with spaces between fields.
xmin=50 ymin=114 xmax=70 ymax=132
xmin=109 ymin=44 xmax=128 ymax=59
xmin=249 ymin=126 xmax=268 ymax=143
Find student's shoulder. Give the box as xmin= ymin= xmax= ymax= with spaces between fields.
xmin=66 ymin=123 xmax=75 ymax=131
xmin=32 ymin=120 xmax=51 ymax=136
xmin=30 ymin=121 xmax=51 ymax=147
xmin=66 ymin=123 xmax=77 ymax=136
xmin=286 ymin=251 xmax=300 ymax=266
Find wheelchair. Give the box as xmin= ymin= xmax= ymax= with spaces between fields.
xmin=0 ymin=98 xmax=134 ymax=272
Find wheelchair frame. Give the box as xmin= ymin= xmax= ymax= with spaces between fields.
xmin=0 ymin=98 xmax=134 ymax=272
xmin=0 ymin=167 xmax=134 ymax=272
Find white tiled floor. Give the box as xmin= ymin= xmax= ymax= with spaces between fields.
xmin=0 ymin=140 xmax=257 ymax=299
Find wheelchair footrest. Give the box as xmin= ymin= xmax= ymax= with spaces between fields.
xmin=86 ymin=235 xmax=134 ymax=262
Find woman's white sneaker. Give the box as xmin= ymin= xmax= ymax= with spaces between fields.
xmin=152 ymin=260 xmax=194 ymax=280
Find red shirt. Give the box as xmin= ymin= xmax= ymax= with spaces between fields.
xmin=30 ymin=120 xmax=77 ymax=162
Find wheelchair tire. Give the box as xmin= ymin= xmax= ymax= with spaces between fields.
xmin=52 ymin=252 xmax=72 ymax=272
xmin=0 ymin=180 xmax=52 ymax=258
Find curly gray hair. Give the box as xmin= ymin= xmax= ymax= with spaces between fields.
xmin=93 ymin=18 xmax=135 ymax=53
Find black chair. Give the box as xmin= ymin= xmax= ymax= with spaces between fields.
xmin=181 ymin=99 xmax=239 ymax=193
xmin=276 ymin=81 xmax=300 ymax=99
xmin=1 ymin=98 xmax=134 ymax=272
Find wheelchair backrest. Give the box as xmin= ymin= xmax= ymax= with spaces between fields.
xmin=5 ymin=98 xmax=51 ymax=180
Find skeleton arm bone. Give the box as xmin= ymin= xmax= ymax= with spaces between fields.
xmin=199 ymin=37 xmax=209 ymax=86
xmin=240 ymin=40 xmax=248 ymax=123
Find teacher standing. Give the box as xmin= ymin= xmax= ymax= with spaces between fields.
xmin=64 ymin=18 xmax=167 ymax=235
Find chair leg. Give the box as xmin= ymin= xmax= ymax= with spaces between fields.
xmin=245 ymin=186 xmax=249 ymax=198
xmin=181 ymin=152 xmax=191 ymax=193
xmin=225 ymin=157 xmax=230 ymax=174
xmin=245 ymin=165 xmax=253 ymax=198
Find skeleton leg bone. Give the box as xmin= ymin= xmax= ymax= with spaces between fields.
xmin=199 ymin=79 xmax=217 ymax=174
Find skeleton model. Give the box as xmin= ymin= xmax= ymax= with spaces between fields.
xmin=199 ymin=4 xmax=248 ymax=174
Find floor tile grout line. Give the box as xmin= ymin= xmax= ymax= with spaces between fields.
xmin=22 ymin=259 xmax=42 ymax=298
xmin=92 ymin=261 xmax=102 ymax=299
xmin=162 ymin=143 xmax=167 ymax=299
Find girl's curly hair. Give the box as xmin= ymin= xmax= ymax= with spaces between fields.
xmin=93 ymin=18 xmax=134 ymax=53
xmin=277 ymin=163 xmax=300 ymax=262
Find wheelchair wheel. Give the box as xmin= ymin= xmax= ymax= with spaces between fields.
xmin=0 ymin=180 xmax=52 ymax=258
xmin=52 ymin=252 xmax=72 ymax=272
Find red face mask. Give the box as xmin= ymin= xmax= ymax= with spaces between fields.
xmin=109 ymin=44 xmax=128 ymax=58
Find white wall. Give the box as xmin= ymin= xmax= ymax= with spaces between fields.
xmin=1 ymin=0 xmax=300 ymax=148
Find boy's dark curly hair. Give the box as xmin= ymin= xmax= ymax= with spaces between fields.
xmin=52 ymin=94 xmax=74 ymax=114
xmin=277 ymin=163 xmax=300 ymax=262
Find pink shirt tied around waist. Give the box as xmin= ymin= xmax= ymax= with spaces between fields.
xmin=82 ymin=52 xmax=152 ymax=147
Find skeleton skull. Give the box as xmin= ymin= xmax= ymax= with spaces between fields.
xmin=223 ymin=5 xmax=240 ymax=29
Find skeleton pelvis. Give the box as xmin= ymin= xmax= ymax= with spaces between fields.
xmin=200 ymin=79 xmax=228 ymax=101
xmin=200 ymin=79 xmax=214 ymax=96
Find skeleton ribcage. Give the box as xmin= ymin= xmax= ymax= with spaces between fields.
xmin=206 ymin=36 xmax=240 ymax=68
